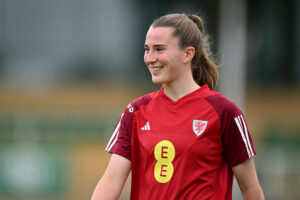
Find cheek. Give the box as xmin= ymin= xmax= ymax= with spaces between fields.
xmin=169 ymin=54 xmax=183 ymax=66
xmin=168 ymin=55 xmax=185 ymax=74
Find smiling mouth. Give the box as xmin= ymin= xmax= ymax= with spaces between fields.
xmin=151 ymin=66 xmax=163 ymax=72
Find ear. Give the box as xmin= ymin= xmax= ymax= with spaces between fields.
xmin=183 ymin=46 xmax=195 ymax=64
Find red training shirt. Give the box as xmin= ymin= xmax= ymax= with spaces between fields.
xmin=106 ymin=85 xmax=256 ymax=200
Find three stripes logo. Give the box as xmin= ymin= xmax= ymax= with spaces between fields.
xmin=141 ymin=121 xmax=151 ymax=131
xmin=234 ymin=115 xmax=254 ymax=158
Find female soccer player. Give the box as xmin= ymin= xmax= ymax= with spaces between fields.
xmin=91 ymin=13 xmax=264 ymax=200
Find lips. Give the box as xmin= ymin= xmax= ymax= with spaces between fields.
xmin=151 ymin=66 xmax=163 ymax=73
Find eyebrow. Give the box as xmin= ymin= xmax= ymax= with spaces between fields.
xmin=144 ymin=44 xmax=166 ymax=48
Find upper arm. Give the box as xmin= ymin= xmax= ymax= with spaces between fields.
xmin=104 ymin=154 xmax=131 ymax=183
xmin=233 ymin=158 xmax=264 ymax=200
xmin=91 ymin=154 xmax=131 ymax=200
xmin=232 ymin=158 xmax=258 ymax=190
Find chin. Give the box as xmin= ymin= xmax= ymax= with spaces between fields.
xmin=151 ymin=77 xmax=164 ymax=85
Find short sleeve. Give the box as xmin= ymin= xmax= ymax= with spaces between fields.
xmin=205 ymin=94 xmax=256 ymax=167
xmin=221 ymin=104 xmax=256 ymax=167
xmin=105 ymin=103 xmax=135 ymax=161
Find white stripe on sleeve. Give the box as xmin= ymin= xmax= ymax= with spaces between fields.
xmin=234 ymin=115 xmax=251 ymax=158
xmin=240 ymin=115 xmax=254 ymax=156
xmin=106 ymin=113 xmax=124 ymax=152
xmin=106 ymin=130 xmax=120 ymax=152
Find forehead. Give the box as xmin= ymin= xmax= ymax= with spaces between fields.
xmin=145 ymin=26 xmax=177 ymax=45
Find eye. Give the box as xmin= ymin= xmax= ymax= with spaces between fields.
xmin=156 ymin=47 xmax=164 ymax=51
xmin=144 ymin=46 xmax=149 ymax=52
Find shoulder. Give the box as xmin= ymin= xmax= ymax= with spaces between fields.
xmin=205 ymin=93 xmax=242 ymax=118
xmin=127 ymin=90 xmax=159 ymax=112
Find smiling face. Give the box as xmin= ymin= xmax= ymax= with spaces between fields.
xmin=144 ymin=26 xmax=190 ymax=86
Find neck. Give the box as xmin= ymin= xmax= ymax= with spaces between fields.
xmin=163 ymin=77 xmax=200 ymax=101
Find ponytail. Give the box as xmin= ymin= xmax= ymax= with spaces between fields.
xmin=192 ymin=49 xmax=219 ymax=91
xmin=188 ymin=15 xmax=219 ymax=90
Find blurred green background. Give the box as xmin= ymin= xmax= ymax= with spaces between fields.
xmin=0 ymin=0 xmax=299 ymax=199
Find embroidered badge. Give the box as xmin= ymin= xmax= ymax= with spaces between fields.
xmin=193 ymin=120 xmax=208 ymax=136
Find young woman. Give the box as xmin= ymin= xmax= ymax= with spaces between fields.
xmin=91 ymin=13 xmax=264 ymax=200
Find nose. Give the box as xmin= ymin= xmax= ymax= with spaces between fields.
xmin=144 ymin=51 xmax=157 ymax=65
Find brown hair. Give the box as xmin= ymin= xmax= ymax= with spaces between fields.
xmin=151 ymin=14 xmax=219 ymax=90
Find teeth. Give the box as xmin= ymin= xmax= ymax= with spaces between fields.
xmin=152 ymin=66 xmax=162 ymax=71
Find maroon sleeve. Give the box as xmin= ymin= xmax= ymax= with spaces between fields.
xmin=105 ymin=103 xmax=135 ymax=161
xmin=206 ymin=94 xmax=256 ymax=167
xmin=105 ymin=95 xmax=153 ymax=161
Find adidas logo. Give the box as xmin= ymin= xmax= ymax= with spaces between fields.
xmin=141 ymin=121 xmax=151 ymax=131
